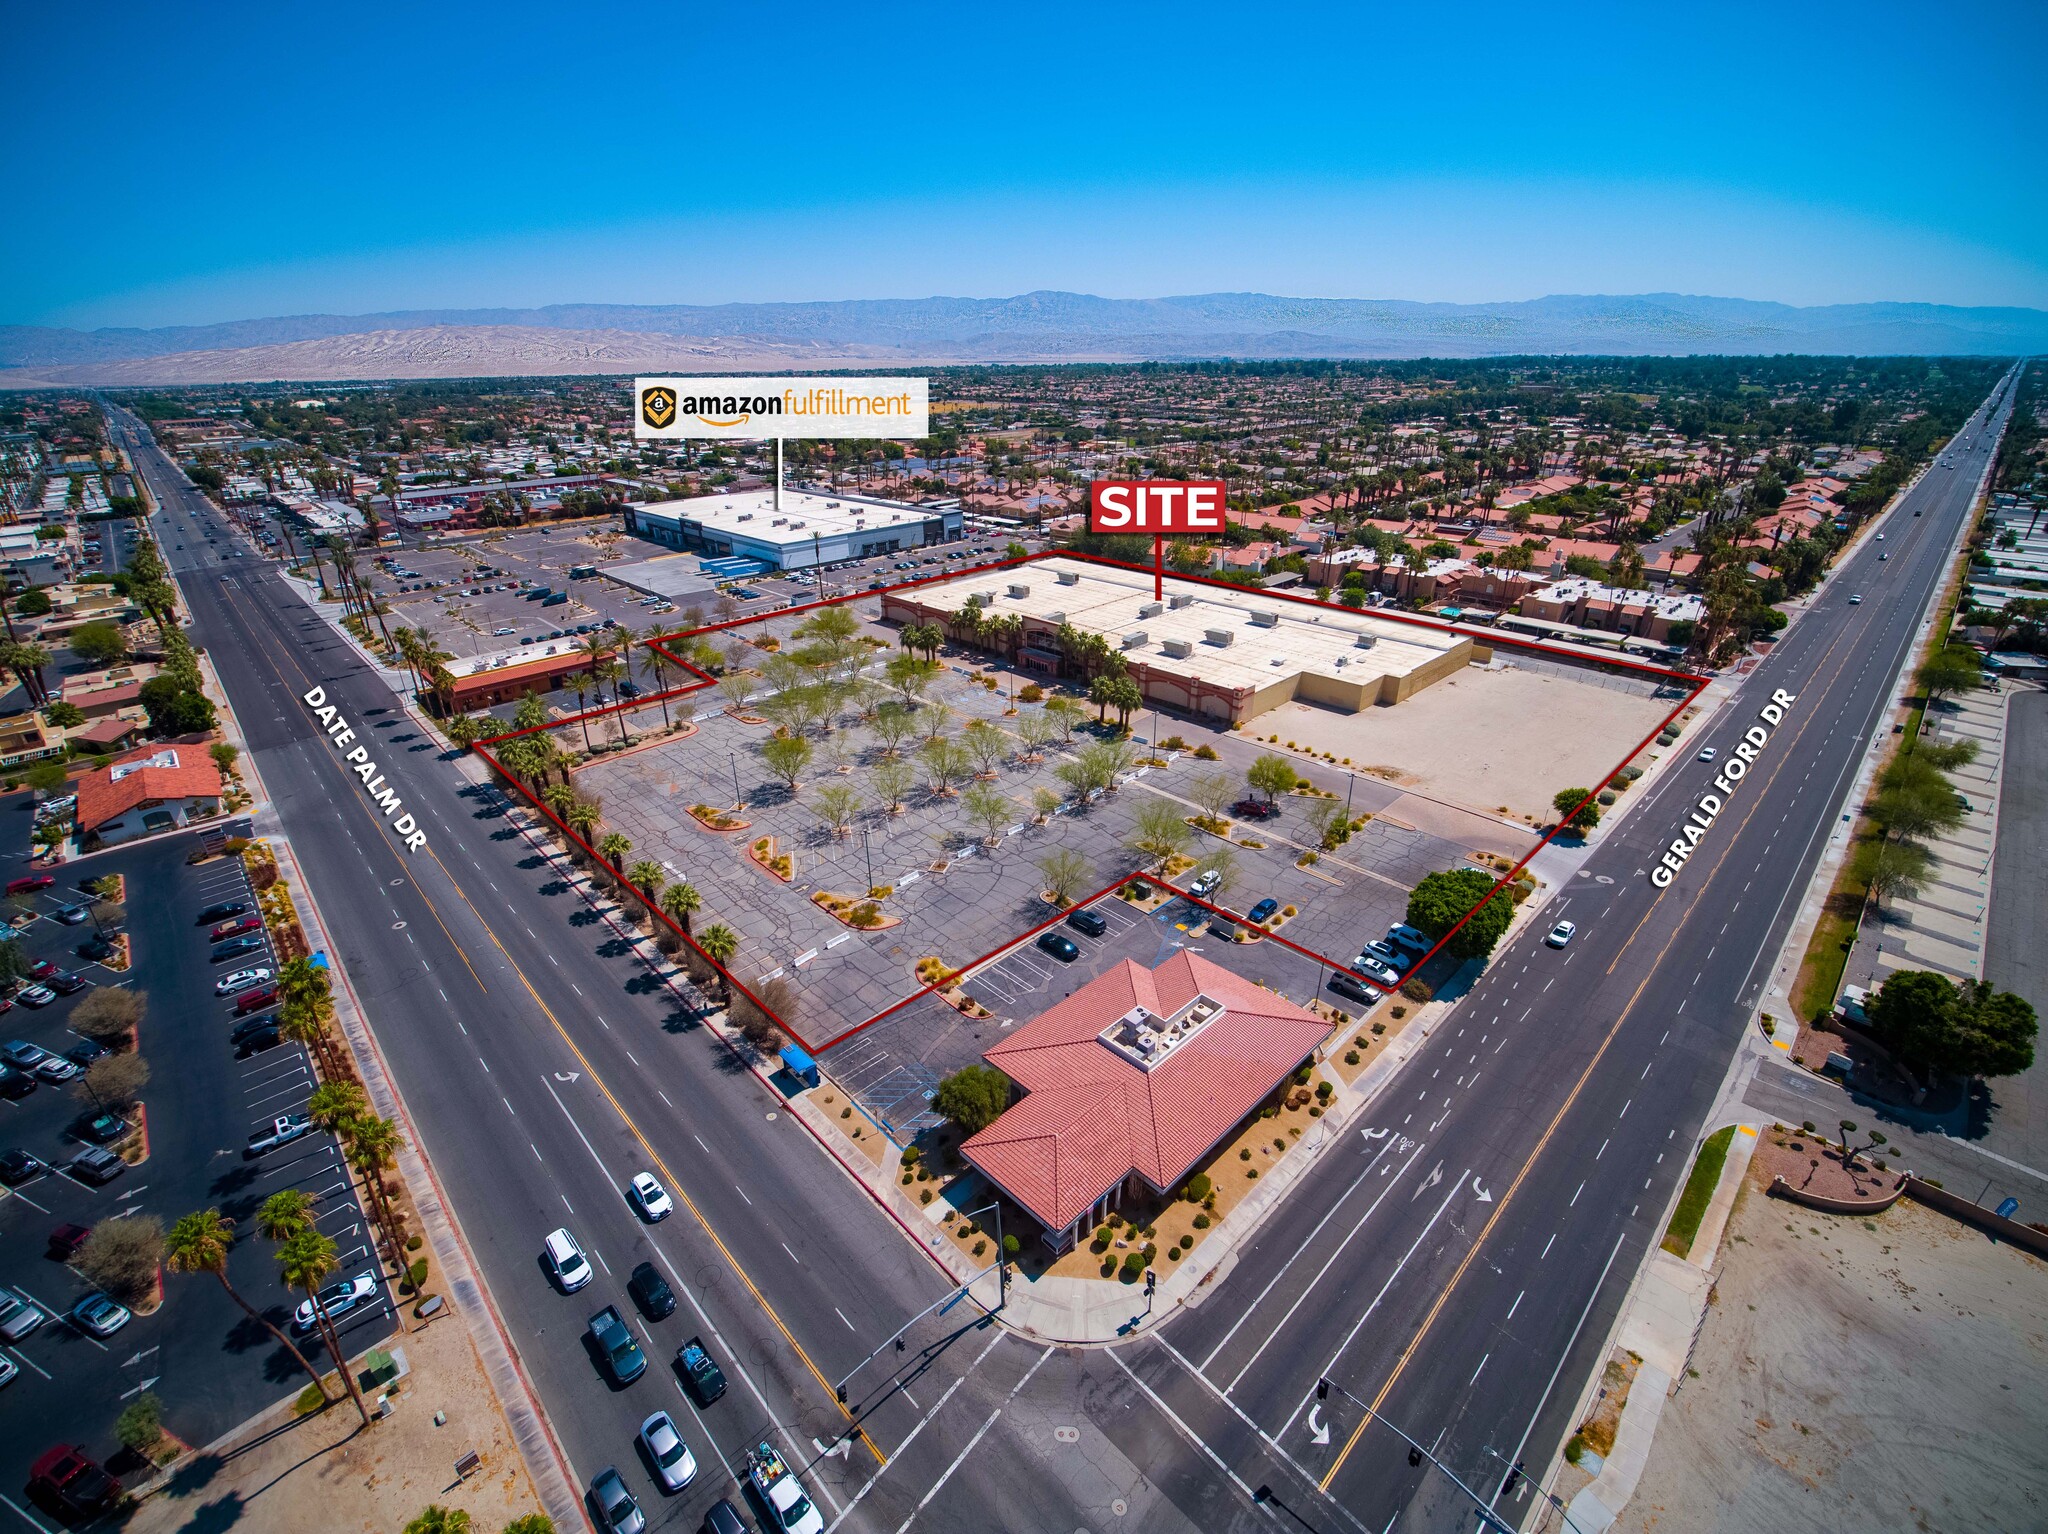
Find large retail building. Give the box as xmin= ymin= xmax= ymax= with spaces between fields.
xmin=622 ymin=488 xmax=962 ymax=570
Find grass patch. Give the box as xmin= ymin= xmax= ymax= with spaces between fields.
xmin=1662 ymin=1125 xmax=1736 ymax=1258
xmin=292 ymin=1380 xmax=332 ymax=1416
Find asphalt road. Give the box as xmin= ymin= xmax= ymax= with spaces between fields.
xmin=1117 ymin=372 xmax=2022 ymax=1532
xmin=110 ymin=415 xmax=1219 ymax=1533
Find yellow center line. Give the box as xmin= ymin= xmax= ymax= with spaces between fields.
xmin=214 ymin=575 xmax=885 ymax=1463
xmin=1321 ymin=624 xmax=1865 ymax=1491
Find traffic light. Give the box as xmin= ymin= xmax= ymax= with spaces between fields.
xmin=1316 ymin=1378 xmax=1330 ymax=1400
xmin=1407 ymin=1447 xmax=1423 ymax=1468
xmin=1145 ymin=1268 xmax=1157 ymax=1295
xmin=836 ymin=1386 xmax=847 ymax=1404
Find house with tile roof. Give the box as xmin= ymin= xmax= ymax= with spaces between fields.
xmin=960 ymin=951 xmax=1333 ymax=1251
xmin=75 ymin=744 xmax=223 ymax=847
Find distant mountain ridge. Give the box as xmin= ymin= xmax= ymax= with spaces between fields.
xmin=2 ymin=291 xmax=2042 ymax=385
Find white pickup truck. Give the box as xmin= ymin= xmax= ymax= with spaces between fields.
xmin=746 ymin=1443 xmax=823 ymax=1534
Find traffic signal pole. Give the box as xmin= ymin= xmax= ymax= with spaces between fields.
xmin=1313 ymin=1377 xmax=1519 ymax=1534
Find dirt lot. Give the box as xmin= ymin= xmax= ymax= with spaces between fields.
xmin=1244 ymin=657 xmax=1677 ymax=823
xmin=1613 ymin=1186 xmax=2048 ymax=1534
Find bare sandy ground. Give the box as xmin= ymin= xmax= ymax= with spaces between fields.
xmin=1613 ymin=1187 xmax=2048 ymax=1534
xmin=1243 ymin=662 xmax=1672 ymax=824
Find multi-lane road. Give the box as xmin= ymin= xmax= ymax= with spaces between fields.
xmin=108 ymin=370 xmax=2013 ymax=1533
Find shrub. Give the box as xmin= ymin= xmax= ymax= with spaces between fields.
xmin=406 ymin=1234 xmax=424 ymax=1252
xmin=1102 ymin=1258 xmax=1117 ymax=1277
xmin=1183 ymin=1173 xmax=1212 ymax=1203
xmin=1246 ymin=1168 xmax=1259 ymax=1179
xmin=1239 ymin=1148 xmax=1252 ymax=1161
xmin=1372 ymin=1021 xmax=1387 ymax=1035
xmin=1141 ymin=1243 xmax=1157 ymax=1262
xmin=77 ymin=1215 xmax=163 ymax=1302
xmin=1018 ymin=683 xmax=1044 ymax=702
xmin=1400 ymin=978 xmax=1431 ymax=1002
xmin=901 ymin=1145 xmax=921 ymax=1166
xmin=1002 ymin=1234 xmax=1020 ymax=1257
xmin=1192 ymin=1213 xmax=1211 ymax=1229
xmin=973 ymin=1239 xmax=987 ymax=1257
xmin=1389 ymin=1006 xmax=1406 ymax=1020
xmin=1344 ymin=1050 xmax=1360 ymax=1065
xmin=1091 ymin=1232 xmax=1111 ymax=1253
xmin=1193 ymin=744 xmax=1219 ymax=760
xmin=116 ymin=1392 xmax=165 ymax=1455
xmin=1120 ymin=1251 xmax=1146 ymax=1281
xmin=919 ymin=1188 xmax=933 ymax=1204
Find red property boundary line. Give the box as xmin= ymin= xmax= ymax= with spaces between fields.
xmin=469 ymin=548 xmax=1708 ymax=1058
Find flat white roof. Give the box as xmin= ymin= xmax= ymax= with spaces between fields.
xmin=633 ymin=488 xmax=947 ymax=548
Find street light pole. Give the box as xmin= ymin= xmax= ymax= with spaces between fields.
xmin=860 ymin=822 xmax=874 ymax=894
xmin=1313 ymin=1377 xmax=1518 ymax=1534
xmin=963 ymin=1200 xmax=1007 ymax=1308
xmin=729 ymin=750 xmax=743 ymax=813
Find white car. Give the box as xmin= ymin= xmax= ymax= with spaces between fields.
xmin=544 ymin=1227 xmax=593 ymax=1291
xmin=629 ymin=1172 xmax=673 ymax=1222
xmin=638 ymin=1410 xmax=697 ymax=1492
xmin=0 ymin=1291 xmax=48 ymax=1342
xmin=1547 ymin=920 xmax=1577 ymax=948
xmin=1351 ymin=951 xmax=1401 ymax=986
xmin=73 ymin=1292 xmax=132 ymax=1338
xmin=1188 ymin=869 xmax=1223 ymax=898
xmin=215 ymin=966 xmax=273 ymax=996
xmin=292 ymin=1271 xmax=379 ymax=1334
xmin=1697 ymin=746 xmax=1718 ymax=762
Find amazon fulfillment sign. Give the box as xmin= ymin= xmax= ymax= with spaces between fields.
xmin=635 ymin=377 xmax=928 ymax=440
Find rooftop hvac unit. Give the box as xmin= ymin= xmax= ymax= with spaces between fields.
xmin=1353 ymin=634 xmax=1378 ymax=650
xmin=1007 ymin=583 xmax=1031 ymax=598
xmin=1249 ymin=610 xmax=1279 ymax=628
xmin=1121 ymin=630 xmax=1147 ymax=649
xmin=1168 ymin=593 xmax=1195 ymax=609
xmin=825 ymin=501 xmax=839 ymax=508
xmin=975 ymin=590 xmax=998 ymax=604
xmin=1056 ymin=569 xmax=1080 ymax=585
xmin=1204 ymin=629 xmax=1234 ymax=647
xmin=1162 ymin=638 xmax=1193 ymax=658
xmin=1137 ymin=602 xmax=1163 ymax=619
xmin=737 ymin=513 xmax=754 ymax=522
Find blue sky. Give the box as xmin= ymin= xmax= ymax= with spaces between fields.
xmin=6 ymin=0 xmax=2045 ymax=328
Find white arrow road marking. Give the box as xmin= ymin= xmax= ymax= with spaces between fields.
xmin=1474 ymin=1180 xmax=1495 ymax=1203
xmin=1307 ymin=1403 xmax=1330 ymax=1446
xmin=553 ymin=1072 xmax=580 ymax=1083
xmin=1361 ymin=1127 xmax=1389 ymax=1141
xmin=121 ymin=1376 xmax=160 ymax=1399
xmin=813 ymin=1434 xmax=853 ymax=1460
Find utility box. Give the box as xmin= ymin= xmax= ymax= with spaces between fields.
xmin=1056 ymin=569 xmax=1080 ymax=585
xmin=1249 ymin=610 xmax=1279 ymax=628
xmin=1169 ymin=593 xmax=1195 ymax=609
xmin=1162 ymin=639 xmax=1192 ymax=658
xmin=1138 ymin=602 xmax=1163 ymax=619
xmin=1121 ymin=630 xmax=1147 ymax=649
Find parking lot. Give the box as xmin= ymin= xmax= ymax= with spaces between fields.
xmin=0 ymin=825 xmax=389 ymax=1522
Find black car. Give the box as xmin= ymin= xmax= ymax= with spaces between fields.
xmin=76 ymin=1112 xmax=130 ymax=1145
xmin=1 ymin=1148 xmax=46 ymax=1184
xmin=701 ymin=1500 xmax=748 ymax=1534
xmin=64 ymin=1040 xmax=108 ymax=1068
xmin=234 ymin=1024 xmax=283 ymax=1057
xmin=628 ymin=1261 xmax=676 ymax=1320
xmin=77 ymin=936 xmax=115 ymax=963
xmin=48 ymin=971 xmax=87 ymax=994
xmin=212 ymin=936 xmax=266 ymax=962
xmin=1065 ymin=908 xmax=1108 ymax=937
xmin=196 ymin=901 xmax=251 ymax=924
xmin=1035 ymin=932 xmax=1080 ymax=963
xmin=231 ymin=1011 xmax=278 ymax=1042
xmin=0 ymin=1064 xmax=35 ymax=1099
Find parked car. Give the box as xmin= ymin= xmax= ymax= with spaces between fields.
xmin=1065 ymin=907 xmax=1108 ymax=937
xmin=589 ymin=1304 xmax=648 ymax=1385
xmin=628 ymin=1172 xmax=673 ymax=1221
xmin=210 ymin=914 xmax=262 ymax=940
xmin=16 ymin=985 xmax=56 ymax=1008
xmin=27 ymin=1445 xmax=117 ymax=1518
xmin=701 ymin=1500 xmax=749 ymax=1534
xmin=1361 ymin=939 xmax=1403 ymax=968
xmin=2 ymin=1039 xmax=49 ymax=1070
xmin=48 ymin=1223 xmax=91 ymax=1259
xmin=640 ymin=1409 xmax=698 ymax=1492
xmin=0 ymin=1352 xmax=15 ymax=1389
xmin=54 ymin=906 xmax=89 ymax=926
xmin=1351 ymin=951 xmax=1401 ymax=986
xmin=544 ymin=1227 xmax=593 ymax=1291
xmin=1188 ymin=869 xmax=1223 ymax=898
xmin=49 ymin=970 xmax=86 ymax=994
xmin=1546 ymin=920 xmax=1577 ymax=949
xmin=64 ymin=1039 xmax=109 ymax=1068
xmin=73 ymin=1293 xmax=132 ymax=1338
xmin=216 ymin=966 xmax=274 ymax=997
xmin=245 ymin=1113 xmax=313 ymax=1157
xmin=1035 ymin=931 xmax=1080 ymax=963
xmin=0 ymin=1291 xmax=48 ymax=1341
xmin=77 ymin=1111 xmax=130 ymax=1144
xmin=212 ymin=936 xmax=267 ymax=962
xmin=5 ymin=874 xmax=55 ymax=895
xmin=1386 ymin=923 xmax=1432 ymax=955
xmin=234 ymin=985 xmax=279 ymax=1016
xmin=34 ymin=1055 xmax=78 ymax=1082
xmin=68 ymin=1147 xmax=126 ymax=1185
xmin=0 ymin=1063 xmax=33 ymax=1098
xmin=1230 ymin=798 xmax=1279 ymax=821
xmin=0 ymin=1148 xmax=46 ymax=1184
xmin=676 ymin=1336 xmax=727 ymax=1405
xmin=1328 ymin=971 xmax=1379 ymax=1006
xmin=27 ymin=960 xmax=58 ymax=982
xmin=292 ymin=1272 xmax=379 ymax=1334
xmin=197 ymin=900 xmax=251 ymax=924
xmin=589 ymin=1467 xmax=646 ymax=1534
xmin=628 ymin=1261 xmax=676 ymax=1320
xmin=1246 ymin=898 xmax=1279 ymax=924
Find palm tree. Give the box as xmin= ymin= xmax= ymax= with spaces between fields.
xmin=542 ymin=783 xmax=576 ymax=822
xmin=597 ymin=831 xmax=631 ymax=871
xmin=306 ymin=1081 xmax=368 ymax=1137
xmin=258 ymin=1188 xmax=314 ymax=1243
xmin=165 ymin=1209 xmax=331 ymax=1405
xmin=637 ymin=630 xmax=673 ymax=728
xmin=403 ymin=1509 xmax=475 ymax=1534
xmin=697 ymin=924 xmax=739 ymax=1003
xmin=580 ymin=630 xmax=618 ymax=705
xmin=348 ymin=1115 xmax=406 ymax=1257
xmin=660 ymin=880 xmax=700 ymax=940
xmin=626 ymin=860 xmax=666 ymax=907
xmin=564 ymin=799 xmax=602 ymax=848
xmin=276 ymin=1227 xmax=372 ymax=1426
xmin=278 ymin=1001 xmax=337 ymax=1078
xmin=561 ymin=672 xmax=594 ymax=751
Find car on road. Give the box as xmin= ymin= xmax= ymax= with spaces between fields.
xmin=1035 ymin=931 xmax=1080 ymax=963
xmin=628 ymin=1171 xmax=672 ymax=1221
xmin=1065 ymin=906 xmax=1108 ymax=937
xmin=245 ymin=1113 xmax=313 ymax=1157
xmin=628 ymin=1261 xmax=676 ymax=1320
xmin=77 ymin=1111 xmax=131 ymax=1144
xmin=639 ymin=1409 xmax=698 ymax=1492
xmin=1546 ymin=920 xmax=1577 ymax=948
xmin=210 ymin=914 xmax=262 ymax=940
xmin=27 ymin=1445 xmax=118 ymax=1518
xmin=702 ymin=1501 xmax=748 ymax=1534
xmin=589 ymin=1304 xmax=648 ymax=1385
xmin=216 ymin=966 xmax=273 ymax=996
xmin=1697 ymin=746 xmax=1718 ymax=762
xmin=0 ymin=1291 xmax=49 ymax=1341
xmin=677 ymin=1336 xmax=727 ymax=1405
xmin=1352 ymin=951 xmax=1402 ymax=986
xmin=197 ymin=900 xmax=251 ymax=924
xmin=1875 ymin=532 xmax=1884 ymax=540
xmin=1246 ymin=898 xmax=1279 ymax=924
xmin=212 ymin=935 xmax=267 ymax=961
xmin=1849 ymin=594 xmax=1863 ymax=604
xmin=48 ymin=1224 xmax=92 ymax=1259
xmin=3 ymin=1039 xmax=50 ymax=1070
xmin=1 ymin=1148 xmax=46 ymax=1184
xmin=1880 ymin=552 xmax=1889 ymax=560
xmin=589 ymin=1466 xmax=646 ymax=1534
xmin=292 ymin=1272 xmax=379 ymax=1333
xmin=545 ymin=1227 xmax=593 ymax=1291
xmin=68 ymin=1146 xmax=126 ymax=1185
xmin=73 ymin=1292 xmax=132 ymax=1338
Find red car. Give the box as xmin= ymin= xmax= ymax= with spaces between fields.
xmin=234 ymin=985 xmax=279 ymax=1016
xmin=27 ymin=959 xmax=58 ymax=982
xmin=5 ymin=874 xmax=55 ymax=896
xmin=28 ymin=1445 xmax=118 ymax=1517
xmin=210 ymin=914 xmax=263 ymax=941
xmin=48 ymin=1223 xmax=92 ymax=1259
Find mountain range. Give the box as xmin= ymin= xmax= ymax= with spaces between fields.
xmin=2 ymin=292 xmax=2043 ymax=387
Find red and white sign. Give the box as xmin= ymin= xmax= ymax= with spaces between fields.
xmin=1089 ymin=479 xmax=1227 ymax=535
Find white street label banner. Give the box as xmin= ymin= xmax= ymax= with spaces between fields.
xmin=635 ymin=377 xmax=928 ymax=440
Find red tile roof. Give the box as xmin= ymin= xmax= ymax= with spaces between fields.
xmin=962 ymin=952 xmax=1332 ymax=1233
xmin=74 ymin=746 xmax=223 ymax=832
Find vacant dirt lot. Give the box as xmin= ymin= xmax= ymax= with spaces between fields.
xmin=1613 ymin=1186 xmax=2048 ymax=1534
xmin=1243 ymin=658 xmax=1676 ymax=823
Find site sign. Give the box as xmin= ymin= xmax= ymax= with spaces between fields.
xmin=634 ymin=377 xmax=928 ymax=440
xmin=1089 ymin=479 xmax=1228 ymax=535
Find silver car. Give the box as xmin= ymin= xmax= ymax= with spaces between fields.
xmin=639 ymin=1410 xmax=697 ymax=1492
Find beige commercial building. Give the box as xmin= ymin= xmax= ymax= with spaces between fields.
xmin=881 ymin=556 xmax=1479 ymax=723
